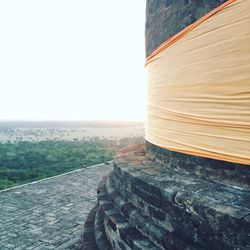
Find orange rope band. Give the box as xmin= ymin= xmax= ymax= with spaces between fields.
xmin=145 ymin=0 xmax=237 ymax=64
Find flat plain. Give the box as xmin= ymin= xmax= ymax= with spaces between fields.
xmin=0 ymin=121 xmax=144 ymax=142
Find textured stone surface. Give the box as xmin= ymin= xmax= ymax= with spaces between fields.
xmin=146 ymin=142 xmax=250 ymax=189
xmin=113 ymin=146 xmax=250 ymax=249
xmin=77 ymin=204 xmax=98 ymax=250
xmin=145 ymin=0 xmax=226 ymax=56
xmin=65 ymin=146 xmax=249 ymax=249
xmin=98 ymin=176 xmax=159 ymax=250
xmin=94 ymin=209 xmax=112 ymax=250
xmin=0 ymin=163 xmax=112 ymax=250
xmin=77 ymin=174 xmax=113 ymax=250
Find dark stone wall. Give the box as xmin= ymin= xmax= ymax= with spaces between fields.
xmin=146 ymin=141 xmax=250 ymax=189
xmin=112 ymin=150 xmax=250 ymax=249
xmin=145 ymin=0 xmax=226 ymax=56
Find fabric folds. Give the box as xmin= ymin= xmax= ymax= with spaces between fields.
xmin=145 ymin=0 xmax=250 ymax=164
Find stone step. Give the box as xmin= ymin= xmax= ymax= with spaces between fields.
xmin=78 ymin=174 xmax=112 ymax=250
xmin=105 ymin=174 xmax=198 ymax=250
xmin=94 ymin=209 xmax=112 ymax=250
xmin=113 ymin=151 xmax=250 ymax=249
xmin=97 ymin=175 xmax=159 ymax=250
xmin=78 ymin=204 xmax=98 ymax=250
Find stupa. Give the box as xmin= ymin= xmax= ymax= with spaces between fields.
xmin=79 ymin=0 xmax=250 ymax=249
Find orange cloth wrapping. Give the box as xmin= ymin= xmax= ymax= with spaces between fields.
xmin=145 ymin=0 xmax=250 ymax=165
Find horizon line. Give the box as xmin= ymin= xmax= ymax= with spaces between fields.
xmin=0 ymin=119 xmax=145 ymax=123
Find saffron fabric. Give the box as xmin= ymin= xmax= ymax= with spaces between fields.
xmin=145 ymin=0 xmax=250 ymax=164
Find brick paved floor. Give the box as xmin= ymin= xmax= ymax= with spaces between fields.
xmin=0 ymin=163 xmax=112 ymax=250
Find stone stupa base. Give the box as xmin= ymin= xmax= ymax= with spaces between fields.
xmin=78 ymin=145 xmax=250 ymax=250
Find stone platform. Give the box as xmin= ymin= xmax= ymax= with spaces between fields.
xmin=0 ymin=163 xmax=112 ymax=250
xmin=79 ymin=146 xmax=250 ymax=250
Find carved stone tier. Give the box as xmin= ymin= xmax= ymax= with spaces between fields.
xmin=146 ymin=142 xmax=250 ymax=189
xmin=78 ymin=145 xmax=250 ymax=250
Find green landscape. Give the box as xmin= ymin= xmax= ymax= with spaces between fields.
xmin=0 ymin=121 xmax=144 ymax=190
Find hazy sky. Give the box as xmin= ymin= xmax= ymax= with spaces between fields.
xmin=0 ymin=1 xmax=146 ymax=121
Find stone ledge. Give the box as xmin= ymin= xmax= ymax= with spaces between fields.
xmin=78 ymin=173 xmax=112 ymax=250
xmin=94 ymin=209 xmax=112 ymax=250
xmin=98 ymin=179 xmax=159 ymax=250
xmin=105 ymin=174 xmax=198 ymax=250
xmin=113 ymin=147 xmax=250 ymax=249
xmin=146 ymin=142 xmax=250 ymax=189
xmin=77 ymin=204 xmax=98 ymax=250
xmin=78 ymin=151 xmax=249 ymax=249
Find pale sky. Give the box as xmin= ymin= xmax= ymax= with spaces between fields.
xmin=0 ymin=1 xmax=146 ymax=121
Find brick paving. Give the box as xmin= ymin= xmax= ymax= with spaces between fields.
xmin=0 ymin=163 xmax=112 ymax=250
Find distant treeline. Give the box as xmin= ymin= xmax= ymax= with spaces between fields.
xmin=0 ymin=120 xmax=144 ymax=129
xmin=0 ymin=137 xmax=144 ymax=190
